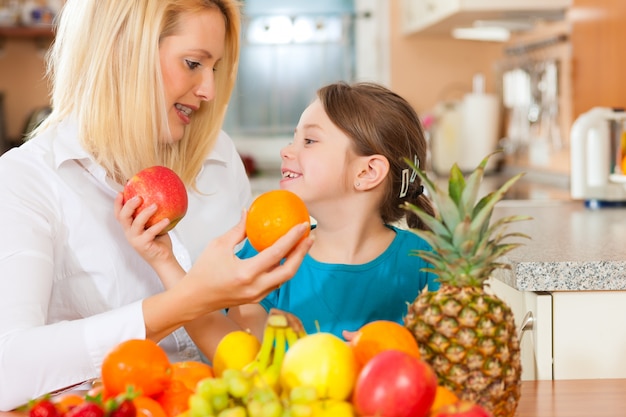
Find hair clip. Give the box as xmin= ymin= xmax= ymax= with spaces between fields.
xmin=399 ymin=156 xmax=420 ymax=198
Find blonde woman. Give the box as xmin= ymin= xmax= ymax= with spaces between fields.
xmin=0 ymin=0 xmax=311 ymax=410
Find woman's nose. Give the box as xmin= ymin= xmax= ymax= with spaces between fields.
xmin=196 ymin=70 xmax=215 ymax=102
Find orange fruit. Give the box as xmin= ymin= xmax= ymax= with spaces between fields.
xmin=53 ymin=394 xmax=84 ymax=414
xmin=245 ymin=190 xmax=310 ymax=252
xmin=154 ymin=379 xmax=193 ymax=417
xmin=430 ymin=385 xmax=459 ymax=414
xmin=134 ymin=396 xmax=168 ymax=417
xmin=349 ymin=320 xmax=421 ymax=369
xmin=101 ymin=339 xmax=172 ymax=397
xmin=212 ymin=330 xmax=261 ymax=377
xmin=169 ymin=361 xmax=213 ymax=390
xmin=155 ymin=361 xmax=214 ymax=417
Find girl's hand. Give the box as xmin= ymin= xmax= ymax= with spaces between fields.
xmin=114 ymin=192 xmax=178 ymax=273
xmin=342 ymin=330 xmax=357 ymax=342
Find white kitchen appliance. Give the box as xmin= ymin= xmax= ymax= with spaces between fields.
xmin=570 ymin=106 xmax=626 ymax=208
xmin=430 ymin=74 xmax=500 ymax=175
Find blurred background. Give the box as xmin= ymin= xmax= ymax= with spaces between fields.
xmin=1 ymin=0 xmax=625 ymax=193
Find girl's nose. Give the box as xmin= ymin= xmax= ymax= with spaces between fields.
xmin=196 ymin=70 xmax=215 ymax=102
xmin=280 ymin=143 xmax=294 ymax=159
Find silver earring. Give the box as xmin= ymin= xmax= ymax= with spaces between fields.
xmin=355 ymin=182 xmax=360 ymax=187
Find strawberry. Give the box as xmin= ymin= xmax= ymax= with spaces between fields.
xmin=108 ymin=400 xmax=136 ymax=417
xmin=29 ymin=399 xmax=60 ymax=417
xmin=65 ymin=402 xmax=105 ymax=417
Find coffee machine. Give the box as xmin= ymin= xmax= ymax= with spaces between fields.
xmin=570 ymin=107 xmax=626 ymax=208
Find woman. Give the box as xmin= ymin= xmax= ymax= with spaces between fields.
xmin=0 ymin=0 xmax=311 ymax=411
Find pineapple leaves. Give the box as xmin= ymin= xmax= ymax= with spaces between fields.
xmin=459 ymin=153 xmax=491 ymax=217
xmin=470 ymin=172 xmax=526 ymax=236
xmin=403 ymin=202 xmax=451 ymax=239
xmin=402 ymin=152 xmax=533 ymax=287
xmin=448 ymin=164 xmax=465 ymax=206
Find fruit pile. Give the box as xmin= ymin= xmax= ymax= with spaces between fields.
xmin=24 ymin=339 xmax=213 ymax=417
xmin=25 ymin=311 xmax=493 ymax=417
xmin=213 ymin=314 xmax=495 ymax=417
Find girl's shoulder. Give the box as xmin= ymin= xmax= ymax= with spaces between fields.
xmin=388 ymin=225 xmax=431 ymax=251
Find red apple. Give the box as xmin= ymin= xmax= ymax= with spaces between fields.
xmin=353 ymin=350 xmax=437 ymax=417
xmin=123 ymin=166 xmax=188 ymax=235
xmin=430 ymin=400 xmax=493 ymax=417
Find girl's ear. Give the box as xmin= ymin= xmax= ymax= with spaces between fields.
xmin=354 ymin=154 xmax=389 ymax=190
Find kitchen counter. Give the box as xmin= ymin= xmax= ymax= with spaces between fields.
xmin=2 ymin=379 xmax=624 ymax=417
xmin=491 ymin=199 xmax=626 ymax=291
xmin=487 ymin=197 xmax=626 ymax=380
xmin=515 ymin=378 xmax=626 ymax=416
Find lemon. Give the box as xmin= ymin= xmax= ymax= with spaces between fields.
xmin=212 ymin=330 xmax=261 ymax=377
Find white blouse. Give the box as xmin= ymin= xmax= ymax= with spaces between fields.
xmin=0 ymin=118 xmax=252 ymax=410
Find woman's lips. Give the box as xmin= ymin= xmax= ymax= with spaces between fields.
xmin=175 ymin=103 xmax=194 ymax=125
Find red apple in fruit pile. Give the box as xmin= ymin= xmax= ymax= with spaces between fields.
xmin=122 ymin=166 xmax=188 ymax=235
xmin=431 ymin=400 xmax=494 ymax=417
xmin=352 ymin=349 xmax=438 ymax=417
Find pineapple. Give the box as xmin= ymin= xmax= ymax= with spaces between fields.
xmin=403 ymin=153 xmax=531 ymax=417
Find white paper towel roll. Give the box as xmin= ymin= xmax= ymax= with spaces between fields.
xmin=459 ymin=92 xmax=500 ymax=172
xmin=431 ymin=101 xmax=463 ymax=175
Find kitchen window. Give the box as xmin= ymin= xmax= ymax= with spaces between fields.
xmin=223 ymin=0 xmax=356 ymax=137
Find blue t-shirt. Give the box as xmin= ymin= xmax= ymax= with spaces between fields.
xmin=236 ymin=225 xmax=439 ymax=338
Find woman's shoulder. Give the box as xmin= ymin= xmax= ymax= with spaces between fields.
xmin=0 ymin=137 xmax=52 ymax=183
xmin=206 ymin=130 xmax=239 ymax=162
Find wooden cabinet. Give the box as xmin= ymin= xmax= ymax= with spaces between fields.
xmin=401 ymin=0 xmax=572 ymax=35
xmin=0 ymin=25 xmax=54 ymax=50
xmin=0 ymin=26 xmax=53 ymax=38
xmin=570 ymin=0 xmax=626 ymax=118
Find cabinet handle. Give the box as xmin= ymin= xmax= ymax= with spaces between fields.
xmin=517 ymin=311 xmax=534 ymax=341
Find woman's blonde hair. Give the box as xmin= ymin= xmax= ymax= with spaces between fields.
xmin=36 ymin=0 xmax=241 ymax=185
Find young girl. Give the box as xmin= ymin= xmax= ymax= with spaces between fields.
xmin=228 ymin=81 xmax=439 ymax=340
xmin=117 ymin=81 xmax=438 ymax=359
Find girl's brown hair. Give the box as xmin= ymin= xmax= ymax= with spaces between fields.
xmin=317 ymin=82 xmax=435 ymax=230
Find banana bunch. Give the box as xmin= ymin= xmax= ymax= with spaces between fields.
xmin=242 ymin=309 xmax=306 ymax=394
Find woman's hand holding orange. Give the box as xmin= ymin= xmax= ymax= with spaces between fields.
xmin=183 ymin=211 xmax=312 ymax=309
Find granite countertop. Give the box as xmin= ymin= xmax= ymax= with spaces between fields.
xmin=492 ymin=200 xmax=626 ymax=292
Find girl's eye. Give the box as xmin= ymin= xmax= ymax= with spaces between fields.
xmin=185 ymin=59 xmax=201 ymax=70
xmin=304 ymin=138 xmax=315 ymax=145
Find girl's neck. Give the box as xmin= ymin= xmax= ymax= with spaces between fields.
xmin=308 ymin=219 xmax=395 ymax=264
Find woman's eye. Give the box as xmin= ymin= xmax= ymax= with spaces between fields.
xmin=185 ymin=59 xmax=201 ymax=70
xmin=304 ymin=138 xmax=315 ymax=145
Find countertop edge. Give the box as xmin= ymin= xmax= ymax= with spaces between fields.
xmin=493 ymin=258 xmax=626 ymax=292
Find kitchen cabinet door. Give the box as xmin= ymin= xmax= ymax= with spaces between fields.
xmin=487 ymin=278 xmax=553 ymax=380
xmin=400 ymin=0 xmax=456 ymax=34
xmin=401 ymin=0 xmax=572 ymax=35
xmin=552 ymin=291 xmax=626 ymax=379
